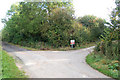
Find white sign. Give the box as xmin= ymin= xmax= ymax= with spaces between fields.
xmin=70 ymin=40 xmax=75 ymax=45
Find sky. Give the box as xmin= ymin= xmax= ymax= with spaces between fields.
xmin=0 ymin=0 xmax=116 ymax=30
xmin=73 ymin=0 xmax=116 ymax=19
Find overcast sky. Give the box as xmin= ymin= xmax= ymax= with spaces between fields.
xmin=73 ymin=0 xmax=116 ymax=19
xmin=0 ymin=0 xmax=116 ymax=30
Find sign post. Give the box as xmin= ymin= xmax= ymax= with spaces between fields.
xmin=70 ymin=40 xmax=75 ymax=48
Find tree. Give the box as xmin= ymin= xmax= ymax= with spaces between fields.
xmin=95 ymin=0 xmax=120 ymax=59
xmin=46 ymin=8 xmax=74 ymax=47
xmin=2 ymin=1 xmax=74 ymax=47
xmin=77 ymin=15 xmax=106 ymax=41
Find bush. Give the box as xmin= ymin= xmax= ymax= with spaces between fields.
xmin=2 ymin=2 xmax=106 ymax=48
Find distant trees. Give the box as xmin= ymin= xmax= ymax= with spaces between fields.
xmin=2 ymin=1 xmax=106 ymax=48
xmin=77 ymin=15 xmax=106 ymax=41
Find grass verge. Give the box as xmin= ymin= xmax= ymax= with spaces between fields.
xmin=0 ymin=46 xmax=2 ymax=79
xmin=86 ymin=52 xmax=119 ymax=79
xmin=1 ymin=49 xmax=27 ymax=78
xmin=8 ymin=42 xmax=95 ymax=51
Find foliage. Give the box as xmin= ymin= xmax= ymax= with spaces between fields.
xmin=77 ymin=15 xmax=106 ymax=41
xmin=108 ymin=63 xmax=119 ymax=70
xmin=72 ymin=21 xmax=89 ymax=45
xmin=2 ymin=2 xmax=106 ymax=48
xmin=45 ymin=8 xmax=74 ymax=47
xmin=1 ymin=50 xmax=27 ymax=78
xmin=2 ymin=2 xmax=75 ymax=47
xmin=94 ymin=0 xmax=120 ymax=60
xmin=8 ymin=41 xmax=95 ymax=51
xmin=92 ymin=1 xmax=119 ymax=79
xmin=86 ymin=52 xmax=119 ymax=79
xmin=0 ymin=34 xmax=1 ymax=79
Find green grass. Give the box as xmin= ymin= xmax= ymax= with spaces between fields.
xmin=55 ymin=42 xmax=95 ymax=51
xmin=0 ymin=46 xmax=2 ymax=79
xmin=1 ymin=49 xmax=27 ymax=78
xmin=86 ymin=52 xmax=119 ymax=79
xmin=8 ymin=42 xmax=95 ymax=51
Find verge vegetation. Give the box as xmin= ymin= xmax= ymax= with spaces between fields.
xmin=86 ymin=52 xmax=119 ymax=79
xmin=86 ymin=0 xmax=120 ymax=79
xmin=0 ymin=46 xmax=27 ymax=78
xmin=7 ymin=42 xmax=95 ymax=51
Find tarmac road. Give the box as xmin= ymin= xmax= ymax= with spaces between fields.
xmin=2 ymin=42 xmax=110 ymax=78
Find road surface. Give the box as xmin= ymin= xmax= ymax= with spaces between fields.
xmin=2 ymin=42 xmax=110 ymax=78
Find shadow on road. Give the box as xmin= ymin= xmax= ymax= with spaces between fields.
xmin=2 ymin=42 xmax=30 ymax=52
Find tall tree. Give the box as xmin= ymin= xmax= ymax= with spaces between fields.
xmin=2 ymin=1 xmax=74 ymax=47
